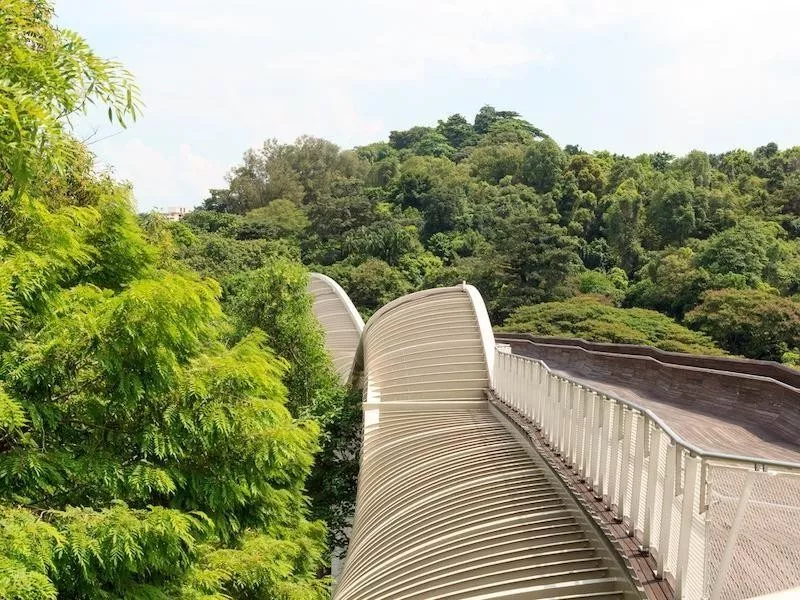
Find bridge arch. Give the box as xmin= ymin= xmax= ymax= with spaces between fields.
xmin=325 ymin=281 xmax=639 ymax=600
xmin=307 ymin=273 xmax=364 ymax=384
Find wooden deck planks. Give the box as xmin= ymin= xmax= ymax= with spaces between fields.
xmin=507 ymin=341 xmax=800 ymax=464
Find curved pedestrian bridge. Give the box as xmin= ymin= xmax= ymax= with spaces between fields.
xmin=309 ymin=276 xmax=800 ymax=600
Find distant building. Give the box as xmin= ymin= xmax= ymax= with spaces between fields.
xmin=161 ymin=206 xmax=191 ymax=221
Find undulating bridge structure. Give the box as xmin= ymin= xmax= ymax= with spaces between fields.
xmin=308 ymin=275 xmax=800 ymax=600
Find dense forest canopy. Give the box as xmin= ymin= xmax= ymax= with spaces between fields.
xmin=187 ymin=106 xmax=800 ymax=364
xmin=1 ymin=2 xmax=351 ymax=597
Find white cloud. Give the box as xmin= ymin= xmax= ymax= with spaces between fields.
xmin=60 ymin=0 xmax=800 ymax=206
xmin=94 ymin=139 xmax=226 ymax=211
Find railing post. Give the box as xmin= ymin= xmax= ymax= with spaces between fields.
xmin=499 ymin=352 xmax=506 ymax=402
xmin=629 ymin=413 xmax=646 ymax=537
xmin=675 ymin=452 xmax=699 ymax=599
xmin=555 ymin=378 xmax=565 ymax=453
xmin=511 ymin=356 xmax=519 ymax=410
xmin=616 ymin=407 xmax=632 ymax=521
xmin=523 ymin=359 xmax=533 ymax=420
xmin=551 ymin=374 xmax=558 ymax=445
xmin=657 ymin=442 xmax=677 ymax=579
xmin=563 ymin=382 xmax=572 ymax=464
xmin=581 ymin=387 xmax=593 ymax=482
xmin=543 ymin=375 xmax=552 ymax=439
xmin=570 ymin=384 xmax=581 ymax=469
xmin=560 ymin=379 xmax=569 ymax=455
xmin=596 ymin=396 xmax=608 ymax=501
xmin=590 ymin=392 xmax=601 ymax=491
xmin=571 ymin=384 xmax=581 ymax=468
xmin=608 ymin=401 xmax=621 ymax=510
xmin=643 ymin=426 xmax=660 ymax=552
xmin=535 ymin=363 xmax=543 ymax=427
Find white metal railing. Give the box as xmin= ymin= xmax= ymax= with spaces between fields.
xmin=493 ymin=347 xmax=800 ymax=600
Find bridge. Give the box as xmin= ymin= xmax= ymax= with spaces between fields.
xmin=308 ymin=275 xmax=800 ymax=600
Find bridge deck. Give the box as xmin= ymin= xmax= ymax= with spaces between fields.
xmin=336 ymin=402 xmax=641 ymax=600
xmin=502 ymin=338 xmax=800 ymax=464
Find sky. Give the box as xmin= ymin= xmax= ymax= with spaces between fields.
xmin=57 ymin=1 xmax=800 ymax=212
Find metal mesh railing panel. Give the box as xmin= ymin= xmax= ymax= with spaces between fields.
xmin=705 ymin=465 xmax=800 ymax=600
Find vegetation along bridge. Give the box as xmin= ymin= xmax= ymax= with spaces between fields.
xmin=309 ymin=274 xmax=800 ymax=600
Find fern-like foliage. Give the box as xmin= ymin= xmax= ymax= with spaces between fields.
xmin=0 ymin=4 xmax=330 ymax=596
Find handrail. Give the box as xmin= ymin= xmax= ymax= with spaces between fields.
xmin=493 ymin=347 xmax=800 ymax=600
xmin=496 ymin=332 xmax=800 ymax=390
xmin=500 ymin=348 xmax=800 ymax=472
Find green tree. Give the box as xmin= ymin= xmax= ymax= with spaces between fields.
xmin=492 ymin=203 xmax=583 ymax=317
xmin=388 ymin=126 xmax=433 ymax=150
xmin=696 ymin=219 xmax=787 ymax=287
xmin=686 ymin=288 xmax=800 ymax=361
xmin=410 ymin=131 xmax=456 ymax=159
xmin=436 ymin=113 xmax=478 ymax=149
xmin=326 ymin=259 xmax=411 ymax=316
xmin=603 ymin=179 xmax=644 ymax=273
xmin=501 ymin=295 xmax=724 ymax=355
xmin=565 ymin=154 xmax=607 ymax=198
xmin=625 ymin=247 xmax=711 ymax=318
xmin=467 ymin=144 xmax=526 ymax=184
xmin=647 ymin=179 xmax=699 ymax=245
xmin=0 ymin=188 xmax=328 ymax=599
xmin=521 ymin=138 xmax=566 ymax=193
xmin=0 ymin=0 xmax=141 ymax=191
xmin=0 ymin=4 xmax=331 ymax=596
xmin=234 ymin=199 xmax=309 ymax=240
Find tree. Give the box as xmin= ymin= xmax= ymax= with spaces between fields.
xmin=565 ymin=154 xmax=607 ymax=198
xmin=686 ymin=289 xmax=800 ymax=361
xmin=649 ymin=151 xmax=674 ymax=172
xmin=388 ymin=126 xmax=434 ymax=150
xmin=625 ymin=246 xmax=711 ymax=318
xmin=225 ymin=260 xmax=347 ymax=422
xmin=521 ymin=138 xmax=566 ymax=193
xmin=647 ymin=179 xmax=699 ymax=245
xmin=216 ymin=137 xmax=368 ymax=213
xmin=501 ymin=295 xmax=724 ymax=355
xmin=696 ymin=219 xmax=785 ymax=287
xmin=181 ymin=209 xmax=240 ymax=233
xmin=492 ymin=203 xmax=583 ymax=316
xmin=326 ymin=259 xmax=411 ymax=316
xmin=673 ymin=150 xmax=712 ymax=187
xmin=467 ymin=144 xmax=526 ymax=184
xmin=473 ymin=105 xmax=542 ymax=138
xmin=436 ymin=114 xmax=478 ymax=149
xmin=603 ymin=179 xmax=644 ymax=273
xmin=576 ymin=268 xmax=628 ymax=304
xmin=0 ymin=187 xmax=329 ymax=600
xmin=343 ymin=220 xmax=418 ymax=266
xmin=0 ymin=0 xmax=141 ymax=192
xmin=0 ymin=4 xmax=331 ymax=596
xmin=234 ymin=199 xmax=309 ymax=240
xmin=410 ymin=131 xmax=456 ymax=159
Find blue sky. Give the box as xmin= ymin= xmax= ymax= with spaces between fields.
xmin=57 ymin=1 xmax=800 ymax=212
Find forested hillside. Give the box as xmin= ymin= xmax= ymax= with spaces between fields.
xmin=186 ymin=108 xmax=800 ymax=364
